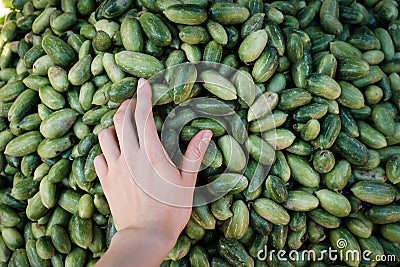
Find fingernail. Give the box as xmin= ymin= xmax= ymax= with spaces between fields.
xmin=202 ymin=130 xmax=212 ymax=140
xmin=138 ymin=78 xmax=145 ymax=89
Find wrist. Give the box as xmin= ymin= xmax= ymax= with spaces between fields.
xmin=112 ymin=223 xmax=178 ymax=253
xmin=97 ymin=223 xmax=178 ymax=267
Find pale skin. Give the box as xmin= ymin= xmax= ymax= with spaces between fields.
xmin=94 ymin=78 xmax=212 ymax=267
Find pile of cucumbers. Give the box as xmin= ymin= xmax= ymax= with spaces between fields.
xmin=0 ymin=0 xmax=400 ymax=266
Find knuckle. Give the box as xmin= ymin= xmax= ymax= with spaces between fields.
xmin=190 ymin=146 xmax=203 ymax=160
xmin=135 ymin=110 xmax=148 ymax=123
xmin=113 ymin=110 xmax=125 ymax=125
xmin=147 ymin=151 xmax=165 ymax=165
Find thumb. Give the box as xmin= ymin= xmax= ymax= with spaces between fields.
xmin=180 ymin=130 xmax=212 ymax=185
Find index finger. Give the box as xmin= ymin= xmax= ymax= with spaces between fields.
xmin=135 ymin=79 xmax=163 ymax=151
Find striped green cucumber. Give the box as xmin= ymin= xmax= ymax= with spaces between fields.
xmin=217 ymin=237 xmax=254 ymax=267
xmin=372 ymin=104 xmax=396 ymax=137
xmin=0 ymin=81 xmax=26 ymax=102
xmin=26 ymin=192 xmax=48 ymax=221
xmin=238 ymin=29 xmax=268 ymax=63
xmin=64 ymin=247 xmax=86 ymax=267
xmin=253 ymin=198 xmax=290 ymax=226
xmin=42 ymin=35 xmax=76 ymax=68
xmin=306 ymin=73 xmax=341 ymax=100
xmin=222 ymin=200 xmax=249 ymax=240
xmin=332 ymin=132 xmax=369 ymax=165
xmin=201 ymin=70 xmax=236 ymax=100
xmin=120 ymin=17 xmax=144 ymax=52
xmin=10 ymin=177 xmax=39 ymax=201
xmin=0 ymin=204 xmax=21 ymax=227
xmin=210 ymin=3 xmax=250 ymax=25
xmin=5 ymin=131 xmax=43 ymax=157
xmin=8 ymin=89 xmax=39 ymax=122
xmin=185 ymin=218 xmax=205 ymax=241
xmin=207 ymin=19 xmax=228 ymax=45
xmin=207 ymin=173 xmax=248 ymax=196
xmin=247 ymin=92 xmax=278 ymax=122
xmin=164 ymin=4 xmax=207 ymax=25
xmin=264 ymin=21 xmax=285 ymax=56
xmin=278 ymin=88 xmax=312 ymax=111
xmin=270 ymin=224 xmax=288 ymax=250
xmin=386 ymin=154 xmax=400 ymax=184
xmin=108 ymin=77 xmax=137 ymax=104
xmin=210 ymin=195 xmax=233 ymax=221
xmin=312 ymin=149 xmax=335 ymax=174
xmin=68 ymin=54 xmax=92 ymax=86
xmin=308 ymin=208 xmax=341 ymax=229
xmin=315 ymin=189 xmax=351 ymax=217
xmin=168 ymin=235 xmax=190 ymax=261
xmin=345 ymin=212 xmax=373 ymax=239
xmin=115 ymin=51 xmax=164 ymax=78
xmin=286 ymin=33 xmax=303 ymax=63
xmin=357 ymin=235 xmax=384 ymax=266
xmin=264 ymin=175 xmax=287 ymax=204
xmin=329 ymin=228 xmax=361 ymax=267
xmin=252 ymin=47 xmax=279 ymax=83
xmin=26 ymin=239 xmax=50 ymax=267
xmin=38 ymin=86 xmax=65 ymax=111
xmin=286 ymin=153 xmax=320 ymax=188
xmin=249 ymin=110 xmax=287 ymax=133
xmin=245 ymin=134 xmax=275 ymax=166
xmin=37 ymin=135 xmax=76 ymax=159
xmin=191 ymin=204 xmax=216 ymax=230
xmin=283 ymin=190 xmax=319 ymax=212
xmin=324 ymin=159 xmax=351 ymax=190
xmin=380 ymin=223 xmax=400 ymax=243
xmin=270 ymin=151 xmax=291 ymax=183
xmin=357 ymin=121 xmax=387 ymax=149
xmin=50 ymin=225 xmax=71 ymax=254
xmin=68 ymin=214 xmax=93 ymax=249
xmin=234 ymin=71 xmax=256 ymax=107
xmin=191 ymin=118 xmax=225 ymax=137
xmin=316 ymin=54 xmax=337 ymax=78
xmin=337 ymin=81 xmax=365 ymax=109
xmin=337 ymin=58 xmax=370 ymax=81
xmin=169 ymin=63 xmax=196 ymax=104
xmin=35 ymin=236 xmax=55 ymax=260
xmin=218 ymin=135 xmax=246 ymax=172
xmin=243 ymin=159 xmax=265 ymax=200
xmin=351 ymin=181 xmax=396 ymax=205
xmin=289 ymin=211 xmax=307 ymax=232
xmin=189 ymin=246 xmax=210 ymax=267
xmin=339 ymin=108 xmax=359 ymax=138
xmin=301 ymin=119 xmax=320 ymax=141
xmin=294 ymin=103 xmax=328 ymax=123
xmin=179 ymin=26 xmax=210 ymax=45
xmin=40 ymin=109 xmax=78 ymax=139
xmin=139 ymin=12 xmax=171 ymax=46
xmin=39 ymin=176 xmax=58 ymax=209
xmin=250 ymin=208 xmax=272 ymax=236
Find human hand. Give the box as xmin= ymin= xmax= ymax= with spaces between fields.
xmin=94 ymin=78 xmax=212 ymax=242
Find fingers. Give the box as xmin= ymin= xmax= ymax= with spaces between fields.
xmin=114 ymin=98 xmax=139 ymax=153
xmin=94 ymin=154 xmax=114 ymax=207
xmin=98 ymin=126 xmax=120 ymax=163
xmin=135 ymin=78 xmax=162 ymax=150
xmin=180 ymin=130 xmax=212 ymax=186
xmin=94 ymin=154 xmax=108 ymax=179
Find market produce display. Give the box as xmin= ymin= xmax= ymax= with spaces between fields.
xmin=0 ymin=0 xmax=400 ymax=266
